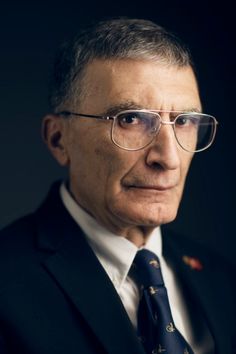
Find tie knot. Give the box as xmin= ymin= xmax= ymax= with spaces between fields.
xmin=132 ymin=249 xmax=164 ymax=288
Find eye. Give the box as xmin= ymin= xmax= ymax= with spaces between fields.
xmin=116 ymin=111 xmax=158 ymax=132
xmin=119 ymin=114 xmax=141 ymax=125
xmin=176 ymin=115 xmax=199 ymax=127
xmin=176 ymin=116 xmax=188 ymax=126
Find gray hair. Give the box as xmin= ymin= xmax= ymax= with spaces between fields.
xmin=49 ymin=18 xmax=194 ymax=112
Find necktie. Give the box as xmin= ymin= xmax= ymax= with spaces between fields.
xmin=132 ymin=249 xmax=194 ymax=354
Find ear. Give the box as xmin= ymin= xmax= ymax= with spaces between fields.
xmin=42 ymin=114 xmax=70 ymax=166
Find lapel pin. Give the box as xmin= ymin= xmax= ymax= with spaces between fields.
xmin=182 ymin=255 xmax=203 ymax=271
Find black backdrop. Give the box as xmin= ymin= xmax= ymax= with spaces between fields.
xmin=1 ymin=0 xmax=235 ymax=264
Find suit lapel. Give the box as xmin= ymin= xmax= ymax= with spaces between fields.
xmin=35 ymin=184 xmax=233 ymax=354
xmin=36 ymin=183 xmax=145 ymax=354
xmin=162 ymin=226 xmax=234 ymax=354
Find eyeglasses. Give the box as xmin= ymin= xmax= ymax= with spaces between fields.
xmin=58 ymin=109 xmax=218 ymax=152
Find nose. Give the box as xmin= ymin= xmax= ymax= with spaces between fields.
xmin=145 ymin=123 xmax=181 ymax=170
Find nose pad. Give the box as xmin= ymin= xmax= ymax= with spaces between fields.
xmin=148 ymin=123 xmax=162 ymax=138
xmin=149 ymin=126 xmax=158 ymax=135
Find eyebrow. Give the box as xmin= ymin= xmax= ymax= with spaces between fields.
xmin=183 ymin=107 xmax=202 ymax=113
xmin=105 ymin=102 xmax=144 ymax=116
xmin=104 ymin=101 xmax=202 ymax=116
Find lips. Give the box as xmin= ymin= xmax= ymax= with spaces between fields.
xmin=126 ymin=184 xmax=175 ymax=191
xmin=122 ymin=175 xmax=179 ymax=191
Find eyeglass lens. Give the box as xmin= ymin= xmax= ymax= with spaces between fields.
xmin=112 ymin=111 xmax=216 ymax=152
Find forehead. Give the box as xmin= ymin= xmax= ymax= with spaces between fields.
xmin=80 ymin=59 xmax=201 ymax=113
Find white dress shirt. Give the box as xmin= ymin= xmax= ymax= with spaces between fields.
xmin=60 ymin=183 xmax=213 ymax=354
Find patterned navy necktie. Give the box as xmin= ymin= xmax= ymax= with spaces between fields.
xmin=132 ymin=249 xmax=194 ymax=354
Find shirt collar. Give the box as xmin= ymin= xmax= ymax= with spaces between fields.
xmin=60 ymin=182 xmax=162 ymax=290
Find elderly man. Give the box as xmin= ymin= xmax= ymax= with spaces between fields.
xmin=0 ymin=18 xmax=234 ymax=354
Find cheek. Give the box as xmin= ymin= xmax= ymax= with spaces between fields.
xmin=68 ymin=127 xmax=130 ymax=198
xmin=94 ymin=145 xmax=133 ymax=190
xmin=67 ymin=123 xmax=109 ymax=174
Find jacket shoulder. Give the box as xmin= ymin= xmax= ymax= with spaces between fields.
xmin=0 ymin=213 xmax=36 ymax=248
xmin=0 ymin=213 xmax=39 ymax=290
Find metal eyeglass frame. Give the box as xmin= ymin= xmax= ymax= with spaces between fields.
xmin=58 ymin=109 xmax=218 ymax=152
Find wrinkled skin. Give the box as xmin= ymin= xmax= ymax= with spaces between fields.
xmin=43 ymin=59 xmax=201 ymax=246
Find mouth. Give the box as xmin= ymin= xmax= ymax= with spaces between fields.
xmin=126 ymin=185 xmax=175 ymax=192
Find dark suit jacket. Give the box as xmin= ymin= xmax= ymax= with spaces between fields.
xmin=0 ymin=182 xmax=235 ymax=354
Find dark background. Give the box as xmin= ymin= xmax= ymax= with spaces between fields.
xmin=1 ymin=0 xmax=235 ymax=264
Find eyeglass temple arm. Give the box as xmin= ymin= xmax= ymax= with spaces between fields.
xmin=57 ymin=111 xmax=113 ymax=121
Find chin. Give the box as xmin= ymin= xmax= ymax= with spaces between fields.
xmin=141 ymin=200 xmax=178 ymax=223
xmin=140 ymin=212 xmax=177 ymax=227
xmin=113 ymin=203 xmax=178 ymax=228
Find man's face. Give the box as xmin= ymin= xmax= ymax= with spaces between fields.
xmin=63 ymin=59 xmax=201 ymax=237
